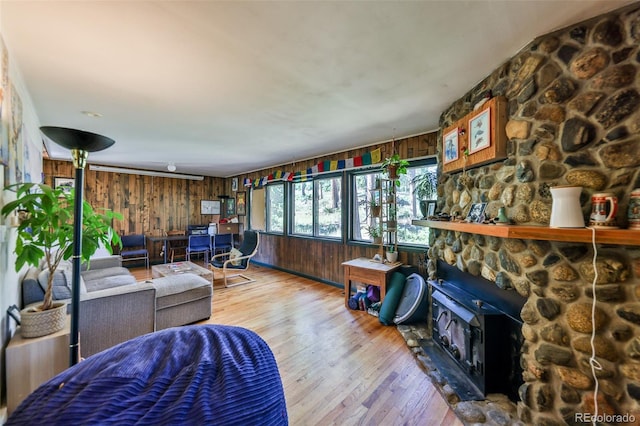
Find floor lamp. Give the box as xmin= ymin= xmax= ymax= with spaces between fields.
xmin=40 ymin=127 xmax=115 ymax=366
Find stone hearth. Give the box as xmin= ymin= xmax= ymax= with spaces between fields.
xmin=398 ymin=323 xmax=524 ymax=426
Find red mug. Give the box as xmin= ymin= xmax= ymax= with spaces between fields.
xmin=589 ymin=192 xmax=618 ymax=227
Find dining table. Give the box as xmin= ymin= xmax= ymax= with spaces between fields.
xmin=147 ymin=235 xmax=191 ymax=264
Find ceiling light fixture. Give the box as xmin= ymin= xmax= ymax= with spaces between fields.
xmin=89 ymin=164 xmax=204 ymax=181
xmin=167 ymin=163 xmax=177 ymax=172
xmin=81 ymin=111 xmax=102 ymax=118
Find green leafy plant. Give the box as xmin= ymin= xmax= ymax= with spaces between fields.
xmin=366 ymin=224 xmax=382 ymax=239
xmin=412 ymin=170 xmax=437 ymax=200
xmin=1 ymin=183 xmax=122 ymax=311
xmin=381 ymin=154 xmax=410 ymax=186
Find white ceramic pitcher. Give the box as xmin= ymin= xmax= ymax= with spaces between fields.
xmin=550 ymin=186 xmax=585 ymax=228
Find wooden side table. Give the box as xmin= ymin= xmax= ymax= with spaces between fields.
xmin=342 ymin=257 xmax=402 ymax=308
xmin=6 ymin=316 xmax=71 ymax=415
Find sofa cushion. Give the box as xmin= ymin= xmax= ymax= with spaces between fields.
xmin=81 ymin=266 xmax=131 ymax=282
xmin=151 ymin=274 xmax=212 ymax=310
xmin=38 ymin=265 xmax=87 ymax=300
xmin=84 ymin=274 xmax=138 ymax=292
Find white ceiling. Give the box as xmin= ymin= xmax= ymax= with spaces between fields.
xmin=1 ymin=1 xmax=635 ymax=178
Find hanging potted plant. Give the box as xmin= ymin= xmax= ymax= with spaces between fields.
xmin=381 ymin=154 xmax=410 ymax=186
xmin=370 ymin=199 xmax=381 ymax=217
xmin=412 ymin=170 xmax=437 ymax=219
xmin=1 ymin=183 xmax=122 ymax=337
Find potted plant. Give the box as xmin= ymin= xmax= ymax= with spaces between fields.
xmin=1 ymin=183 xmax=122 ymax=337
xmin=381 ymin=153 xmax=410 ymax=186
xmin=412 ymin=170 xmax=437 ymax=218
xmin=387 ymin=204 xmax=397 ymax=229
xmin=385 ymin=245 xmax=398 ymax=263
xmin=370 ymin=199 xmax=381 ymax=217
xmin=366 ymin=224 xmax=382 ymax=244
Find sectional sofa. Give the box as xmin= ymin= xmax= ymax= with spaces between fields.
xmin=21 ymin=255 xmax=212 ymax=357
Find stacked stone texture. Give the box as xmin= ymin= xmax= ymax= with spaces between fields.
xmin=429 ymin=5 xmax=640 ymax=425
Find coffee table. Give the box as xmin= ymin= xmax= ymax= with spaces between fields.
xmin=152 ymin=261 xmax=213 ymax=283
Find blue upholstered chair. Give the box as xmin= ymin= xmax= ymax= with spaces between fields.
xmin=213 ymin=233 xmax=233 ymax=255
xmin=120 ymin=234 xmax=149 ymax=269
xmin=186 ymin=235 xmax=212 ymax=264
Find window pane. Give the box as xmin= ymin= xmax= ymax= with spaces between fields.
xmin=396 ymin=165 xmax=436 ymax=245
xmin=266 ymin=184 xmax=284 ymax=233
xmin=352 ymin=172 xmax=383 ymax=242
xmin=316 ymin=176 xmax=341 ymax=238
xmin=292 ymin=181 xmax=313 ymax=235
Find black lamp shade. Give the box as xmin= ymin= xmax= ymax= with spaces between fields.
xmin=40 ymin=126 xmax=115 ymax=152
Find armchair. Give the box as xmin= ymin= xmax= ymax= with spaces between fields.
xmin=210 ymin=230 xmax=260 ymax=287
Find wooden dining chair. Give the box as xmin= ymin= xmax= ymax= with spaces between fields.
xmin=166 ymin=230 xmax=187 ymax=263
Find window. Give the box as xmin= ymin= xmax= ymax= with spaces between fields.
xmin=396 ymin=163 xmax=436 ymax=245
xmin=352 ymin=172 xmax=383 ymax=241
xmin=351 ymin=160 xmax=436 ymax=246
xmin=292 ymin=181 xmax=313 ymax=235
xmin=266 ymin=183 xmax=284 ymax=233
xmin=316 ymin=176 xmax=341 ymax=238
xmin=291 ymin=176 xmax=342 ymax=239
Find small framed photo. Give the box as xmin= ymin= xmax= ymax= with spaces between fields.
xmin=54 ymin=177 xmax=75 ymax=194
xmin=466 ymin=202 xmax=487 ymax=223
xmin=442 ymin=128 xmax=459 ymax=164
xmin=231 ymin=177 xmax=238 ymax=192
xmin=236 ymin=192 xmax=246 ymax=216
xmin=226 ymin=198 xmax=236 ymax=216
xmin=426 ymin=200 xmax=437 ymax=218
xmin=469 ymin=108 xmax=491 ymax=154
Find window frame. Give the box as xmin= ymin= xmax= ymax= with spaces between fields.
xmin=265 ymin=182 xmax=285 ymax=235
xmin=288 ymin=172 xmax=344 ymax=241
xmin=347 ymin=157 xmax=437 ymax=248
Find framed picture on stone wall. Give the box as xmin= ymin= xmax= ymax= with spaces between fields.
xmin=469 ymin=108 xmax=491 ymax=154
xmin=442 ymin=127 xmax=459 ymax=165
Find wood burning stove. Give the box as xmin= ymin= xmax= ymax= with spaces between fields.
xmin=423 ymin=261 xmax=526 ymax=401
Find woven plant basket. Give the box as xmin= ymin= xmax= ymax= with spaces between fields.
xmin=20 ymin=302 xmax=67 ymax=338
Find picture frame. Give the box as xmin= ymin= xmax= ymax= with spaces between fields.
xmin=468 ymin=108 xmax=491 ymax=154
xmin=426 ymin=200 xmax=437 ymax=218
xmin=442 ymin=127 xmax=459 ymax=165
xmin=231 ymin=177 xmax=238 ymax=192
xmin=236 ymin=192 xmax=246 ymax=216
xmin=54 ymin=177 xmax=75 ymax=194
xmin=226 ymin=198 xmax=236 ymax=216
xmin=466 ymin=202 xmax=487 ymax=223
xmin=200 ymin=199 xmax=221 ymax=215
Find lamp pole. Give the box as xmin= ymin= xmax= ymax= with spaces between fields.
xmin=69 ymin=148 xmax=88 ymax=365
xmin=40 ymin=127 xmax=115 ymax=367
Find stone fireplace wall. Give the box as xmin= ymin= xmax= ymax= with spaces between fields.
xmin=428 ymin=4 xmax=640 ymax=425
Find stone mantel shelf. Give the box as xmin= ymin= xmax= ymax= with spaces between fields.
xmin=412 ymin=220 xmax=640 ymax=246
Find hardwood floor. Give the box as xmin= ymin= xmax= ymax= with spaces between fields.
xmin=132 ymin=263 xmax=462 ymax=426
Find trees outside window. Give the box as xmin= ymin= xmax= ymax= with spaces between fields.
xmin=266 ymin=183 xmax=284 ymax=233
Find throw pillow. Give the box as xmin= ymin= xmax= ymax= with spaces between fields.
xmin=229 ymin=248 xmax=243 ymax=266
xmin=38 ymin=264 xmax=87 ymax=301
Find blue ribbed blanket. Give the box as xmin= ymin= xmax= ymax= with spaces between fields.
xmin=8 ymin=325 xmax=288 ymax=425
